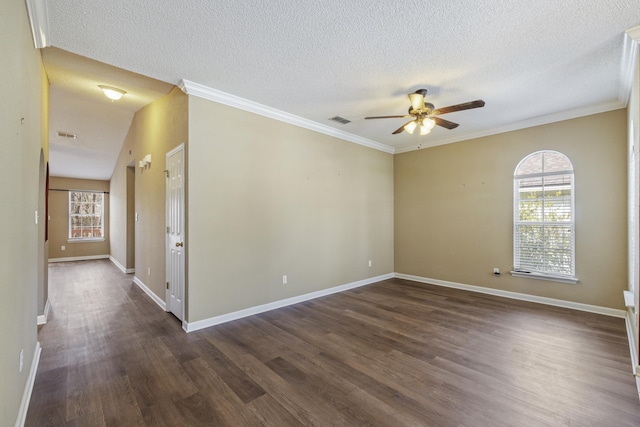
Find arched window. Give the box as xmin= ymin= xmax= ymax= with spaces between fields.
xmin=513 ymin=151 xmax=576 ymax=282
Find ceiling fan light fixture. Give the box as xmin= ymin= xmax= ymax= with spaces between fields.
xmin=99 ymin=85 xmax=126 ymax=101
xmin=419 ymin=124 xmax=432 ymax=136
xmin=422 ymin=118 xmax=436 ymax=131
xmin=404 ymin=120 xmax=418 ymax=134
xmin=408 ymin=93 xmax=424 ymax=112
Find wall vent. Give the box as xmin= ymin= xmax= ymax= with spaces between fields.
xmin=57 ymin=131 xmax=77 ymax=139
xmin=329 ymin=116 xmax=351 ymax=125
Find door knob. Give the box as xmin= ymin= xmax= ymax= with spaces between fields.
xmin=175 ymin=242 xmax=183 ymax=247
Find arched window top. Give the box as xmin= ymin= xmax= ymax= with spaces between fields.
xmin=514 ymin=150 xmax=573 ymax=178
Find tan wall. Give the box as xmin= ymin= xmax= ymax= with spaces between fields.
xmin=109 ymin=155 xmax=129 ymax=269
xmin=187 ymin=95 xmax=394 ymax=322
xmin=0 ymin=0 xmax=49 ymax=424
xmin=110 ymin=87 xmax=188 ymax=297
xmin=395 ymin=109 xmax=628 ymax=309
xmin=48 ymin=177 xmax=110 ymax=259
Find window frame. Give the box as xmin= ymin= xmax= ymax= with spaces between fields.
xmin=68 ymin=190 xmax=105 ymax=242
xmin=511 ymin=150 xmax=578 ymax=284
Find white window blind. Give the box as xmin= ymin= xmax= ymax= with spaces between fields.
xmin=514 ymin=151 xmax=575 ymax=278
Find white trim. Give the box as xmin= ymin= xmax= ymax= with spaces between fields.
xmin=183 ymin=273 xmax=394 ymax=333
xmin=67 ymin=238 xmax=105 ymax=243
xmin=394 ymin=273 xmax=625 ymax=318
xmin=625 ymin=310 xmax=639 ymax=373
xmin=509 ymin=270 xmax=579 ymax=285
xmin=109 ymin=256 xmax=135 ymax=274
xmin=15 ymin=342 xmax=41 ymax=427
xmin=625 ymin=290 xmax=636 ymax=308
xmin=166 ymin=142 xmax=185 ymax=158
xmin=36 ymin=299 xmax=51 ymax=325
xmin=178 ymin=79 xmax=394 ymax=154
xmin=624 ymin=311 xmax=640 ymax=401
xmin=395 ymin=101 xmax=625 ymax=154
xmin=133 ymin=276 xmax=167 ymax=311
xmin=48 ymin=254 xmax=109 ymax=263
xmin=24 ymin=0 xmax=49 ymax=49
xmin=620 ymin=26 xmax=640 ymax=106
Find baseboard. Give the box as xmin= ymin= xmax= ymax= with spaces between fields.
xmin=395 ymin=273 xmax=626 ymax=318
xmin=48 ymin=255 xmax=109 ymax=263
xmin=36 ymin=299 xmax=51 ymax=326
xmin=15 ymin=341 xmax=41 ymax=427
xmin=183 ymin=273 xmax=395 ymax=333
xmin=133 ymin=276 xmax=167 ymax=311
xmin=109 ymin=256 xmax=135 ymax=274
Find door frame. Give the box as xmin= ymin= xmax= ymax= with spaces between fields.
xmin=165 ymin=143 xmax=186 ymax=322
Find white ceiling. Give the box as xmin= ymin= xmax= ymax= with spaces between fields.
xmin=43 ymin=47 xmax=173 ymax=179
xmin=38 ymin=0 xmax=640 ymax=180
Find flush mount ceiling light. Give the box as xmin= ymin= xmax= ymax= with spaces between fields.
xmin=98 ymin=85 xmax=126 ymax=101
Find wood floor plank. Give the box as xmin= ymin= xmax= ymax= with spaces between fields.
xmin=181 ymin=356 xmax=264 ymax=426
xmin=246 ymin=394 xmax=305 ymax=427
xmin=25 ymin=260 xmax=640 ymax=426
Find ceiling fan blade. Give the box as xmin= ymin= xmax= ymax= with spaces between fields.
xmin=408 ymin=92 xmax=426 ymax=112
xmin=433 ymin=117 xmax=459 ymax=130
xmin=364 ymin=115 xmax=411 ymax=120
xmin=392 ymin=120 xmax=415 ymax=134
xmin=432 ymin=100 xmax=485 ymax=115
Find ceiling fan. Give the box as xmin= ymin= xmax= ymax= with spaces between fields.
xmin=365 ymin=89 xmax=485 ymax=135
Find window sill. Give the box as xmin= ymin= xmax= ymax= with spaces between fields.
xmin=68 ymin=238 xmax=105 ymax=243
xmin=510 ymin=270 xmax=579 ymax=284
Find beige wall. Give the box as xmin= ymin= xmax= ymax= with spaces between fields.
xmin=109 ymin=156 xmax=129 ymax=270
xmin=0 ymin=0 xmax=49 ymax=424
xmin=187 ymin=95 xmax=394 ymax=322
xmin=110 ymin=87 xmax=188 ymax=296
xmin=395 ymin=109 xmax=628 ymax=309
xmin=48 ymin=177 xmax=110 ymax=259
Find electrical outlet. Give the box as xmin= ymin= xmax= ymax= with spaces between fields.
xmin=493 ymin=267 xmax=500 ymax=274
xmin=368 ymin=260 xmax=372 ymax=267
xmin=19 ymin=349 xmax=24 ymax=373
xmin=148 ymin=267 xmax=151 ymax=276
xmin=61 ymin=245 xmax=65 ymax=251
xmin=282 ymin=275 xmax=287 ymax=285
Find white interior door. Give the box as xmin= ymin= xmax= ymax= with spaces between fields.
xmin=166 ymin=144 xmax=185 ymax=320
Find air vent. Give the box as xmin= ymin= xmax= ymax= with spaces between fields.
xmin=329 ymin=116 xmax=351 ymax=125
xmin=57 ymin=131 xmax=77 ymax=139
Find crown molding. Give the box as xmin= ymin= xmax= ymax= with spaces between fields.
xmin=395 ymin=100 xmax=626 ymax=154
xmin=25 ymin=0 xmax=50 ymax=48
xmin=178 ymin=79 xmax=395 ymax=154
xmin=619 ymin=25 xmax=640 ymax=106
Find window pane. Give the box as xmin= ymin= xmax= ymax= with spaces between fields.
xmin=516 ymin=152 xmax=543 ymax=176
xmin=69 ymin=191 xmax=104 ymax=240
xmin=543 ymin=151 xmax=573 ymax=173
xmin=519 ymin=191 xmax=543 ymax=222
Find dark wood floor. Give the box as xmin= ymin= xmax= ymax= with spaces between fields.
xmin=26 ymin=260 xmax=640 ymax=426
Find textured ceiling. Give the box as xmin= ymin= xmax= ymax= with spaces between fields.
xmin=40 ymin=0 xmax=640 ymax=178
